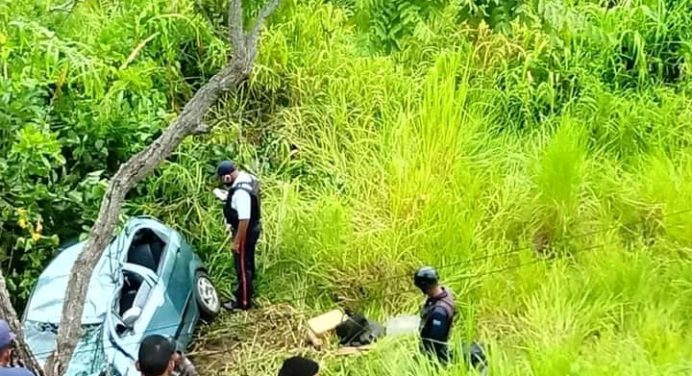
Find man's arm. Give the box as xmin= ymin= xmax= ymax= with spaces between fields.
xmin=231 ymin=190 xmax=252 ymax=253
xmin=234 ymin=220 xmax=249 ymax=253
xmin=173 ymin=351 xmax=198 ymax=376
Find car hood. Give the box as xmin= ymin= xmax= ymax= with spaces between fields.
xmin=23 ymin=235 xmax=126 ymax=375
xmin=24 ymin=239 xmax=122 ymax=324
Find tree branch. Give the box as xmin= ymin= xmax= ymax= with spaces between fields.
xmin=229 ymin=0 xmax=245 ymax=58
xmin=0 ymin=271 xmax=43 ymax=376
xmin=35 ymin=1 xmax=281 ymax=375
xmin=246 ymin=0 xmax=280 ymax=60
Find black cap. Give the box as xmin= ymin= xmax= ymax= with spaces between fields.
xmin=414 ymin=266 xmax=439 ymax=291
xmin=278 ymin=356 xmax=319 ymax=376
xmin=138 ymin=335 xmax=175 ymax=376
xmin=217 ymin=160 xmax=236 ymax=176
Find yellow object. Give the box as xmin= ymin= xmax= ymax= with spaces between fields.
xmin=335 ymin=345 xmax=374 ymax=356
xmin=306 ymin=309 xmax=348 ymax=336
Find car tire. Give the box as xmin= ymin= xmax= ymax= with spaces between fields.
xmin=194 ymin=271 xmax=220 ymax=322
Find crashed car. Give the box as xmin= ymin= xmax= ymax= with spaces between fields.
xmin=21 ymin=216 xmax=221 ymax=376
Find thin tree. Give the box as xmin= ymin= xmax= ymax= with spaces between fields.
xmin=0 ymin=0 xmax=280 ymax=375
xmin=0 ymin=272 xmax=42 ymax=375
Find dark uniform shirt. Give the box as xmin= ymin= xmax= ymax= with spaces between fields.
xmin=419 ymin=287 xmax=456 ymax=363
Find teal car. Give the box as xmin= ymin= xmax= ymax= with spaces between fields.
xmin=21 ymin=216 xmax=221 ymax=376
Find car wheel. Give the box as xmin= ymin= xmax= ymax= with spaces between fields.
xmin=195 ymin=271 xmax=220 ymax=322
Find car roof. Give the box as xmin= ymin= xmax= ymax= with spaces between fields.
xmin=24 ymin=237 xmax=121 ymax=324
xmin=23 ymin=216 xmax=176 ymax=325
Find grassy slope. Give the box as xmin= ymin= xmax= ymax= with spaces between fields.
xmin=170 ymin=1 xmax=692 ymax=375
xmin=5 ymin=0 xmax=692 ymax=374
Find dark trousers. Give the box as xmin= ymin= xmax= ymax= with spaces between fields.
xmin=424 ymin=341 xmax=488 ymax=374
xmin=233 ymin=225 xmax=260 ymax=309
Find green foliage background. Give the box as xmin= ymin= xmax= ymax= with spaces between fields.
xmin=2 ymin=0 xmax=692 ymax=374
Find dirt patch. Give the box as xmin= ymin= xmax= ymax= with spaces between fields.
xmin=187 ymin=301 xmax=329 ymax=375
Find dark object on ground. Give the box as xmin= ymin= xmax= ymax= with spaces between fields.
xmin=335 ymin=313 xmax=384 ymax=347
xmin=461 ymin=341 xmax=489 ymax=375
xmin=424 ymin=341 xmax=489 ymax=374
xmin=278 ymin=356 xmax=319 ymax=376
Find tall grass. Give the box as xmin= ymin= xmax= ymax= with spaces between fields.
xmin=41 ymin=0 xmax=692 ymax=374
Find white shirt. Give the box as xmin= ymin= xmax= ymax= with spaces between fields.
xmin=230 ymin=171 xmax=254 ymax=220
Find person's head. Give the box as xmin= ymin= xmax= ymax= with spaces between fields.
xmin=136 ymin=335 xmax=177 ymax=376
xmin=0 ymin=319 xmax=17 ymax=365
xmin=413 ymin=266 xmax=440 ymax=296
xmin=278 ymin=356 xmax=320 ymax=376
xmin=217 ymin=160 xmax=238 ymax=186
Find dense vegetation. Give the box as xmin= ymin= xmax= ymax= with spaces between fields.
xmin=2 ymin=0 xmax=692 ymax=374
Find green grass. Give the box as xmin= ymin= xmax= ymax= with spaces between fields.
xmin=5 ymin=0 xmax=692 ymax=374
xmin=192 ymin=1 xmax=692 ymax=374
xmin=143 ymin=1 xmax=692 ymax=374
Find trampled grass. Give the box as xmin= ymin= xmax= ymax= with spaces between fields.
xmin=5 ymin=0 xmax=692 ymax=374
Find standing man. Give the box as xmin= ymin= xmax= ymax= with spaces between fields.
xmin=413 ymin=267 xmax=488 ymax=373
xmin=0 ymin=320 xmax=34 ymax=376
xmin=215 ymin=160 xmax=262 ymax=311
xmin=414 ymin=266 xmax=456 ymax=364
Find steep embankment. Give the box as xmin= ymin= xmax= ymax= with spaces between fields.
xmin=3 ymin=0 xmax=692 ymax=375
xmin=184 ymin=1 xmax=692 ymax=375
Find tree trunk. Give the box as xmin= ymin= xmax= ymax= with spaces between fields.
xmin=0 ymin=270 xmax=43 ymax=376
xmin=0 ymin=1 xmax=279 ymax=375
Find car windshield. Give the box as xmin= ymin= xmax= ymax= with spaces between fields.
xmin=24 ymin=321 xmax=107 ymax=376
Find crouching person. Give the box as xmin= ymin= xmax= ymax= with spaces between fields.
xmin=136 ymin=335 xmax=198 ymax=376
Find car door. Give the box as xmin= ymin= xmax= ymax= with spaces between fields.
xmin=171 ymin=232 xmax=200 ymax=345
xmin=159 ymin=230 xmax=193 ymax=315
xmin=141 ymin=246 xmax=193 ymax=351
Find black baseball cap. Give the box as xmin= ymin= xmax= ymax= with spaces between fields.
xmin=278 ymin=356 xmax=319 ymax=376
xmin=414 ymin=266 xmax=439 ymax=291
xmin=137 ymin=335 xmax=176 ymax=376
xmin=216 ymin=160 xmax=236 ymax=176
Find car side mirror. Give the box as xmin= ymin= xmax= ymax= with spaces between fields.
xmin=122 ymin=306 xmax=142 ymax=328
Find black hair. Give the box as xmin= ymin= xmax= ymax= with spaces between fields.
xmin=138 ymin=335 xmax=175 ymax=376
xmin=278 ymin=356 xmax=319 ymax=376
